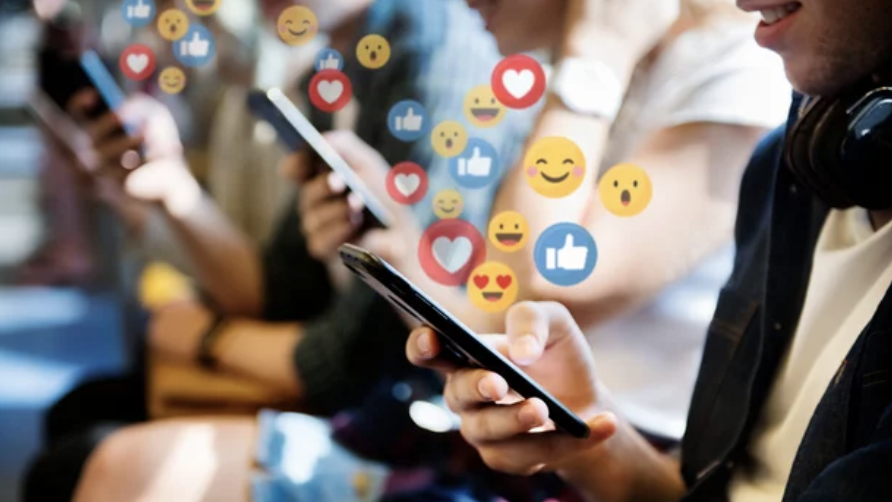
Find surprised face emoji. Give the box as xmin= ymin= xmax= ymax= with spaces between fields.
xmin=431 ymin=121 xmax=468 ymax=159
xmin=157 ymin=9 xmax=189 ymax=41
xmin=598 ymin=163 xmax=653 ymax=217
xmin=356 ymin=34 xmax=391 ymax=69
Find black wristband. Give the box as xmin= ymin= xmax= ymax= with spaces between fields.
xmin=197 ymin=314 xmax=227 ymax=370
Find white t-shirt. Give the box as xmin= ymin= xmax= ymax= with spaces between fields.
xmin=728 ymin=208 xmax=892 ymax=502
xmin=589 ymin=18 xmax=792 ymax=440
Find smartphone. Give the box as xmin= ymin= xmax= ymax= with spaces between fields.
xmin=247 ymin=88 xmax=392 ymax=228
xmin=338 ymin=243 xmax=591 ymax=439
xmin=79 ymin=50 xmax=137 ymax=136
xmin=27 ymin=89 xmax=98 ymax=171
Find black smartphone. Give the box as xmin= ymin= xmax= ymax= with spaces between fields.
xmin=338 ymin=243 xmax=591 ymax=439
xmin=247 ymin=88 xmax=392 ymax=228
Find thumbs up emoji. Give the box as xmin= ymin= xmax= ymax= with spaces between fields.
xmin=458 ymin=147 xmax=492 ymax=177
xmin=181 ymin=31 xmax=210 ymax=57
xmin=546 ymin=234 xmax=588 ymax=271
xmin=395 ymin=107 xmax=423 ymax=132
xmin=319 ymin=53 xmax=341 ymax=70
xmin=127 ymin=0 xmax=151 ymax=18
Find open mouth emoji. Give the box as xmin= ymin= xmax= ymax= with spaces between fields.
xmin=431 ymin=121 xmax=468 ymax=158
xmin=488 ymin=211 xmax=529 ymax=253
xmin=464 ymin=85 xmax=506 ymax=128
xmin=598 ymin=163 xmax=653 ymax=217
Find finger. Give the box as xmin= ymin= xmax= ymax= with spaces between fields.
xmin=96 ymin=135 xmax=144 ymax=166
xmin=85 ymin=111 xmax=125 ymax=143
xmin=298 ymin=174 xmax=341 ymax=214
xmin=460 ymin=398 xmax=549 ymax=444
xmin=505 ymin=301 xmax=581 ymax=366
xmin=444 ymin=368 xmax=509 ymax=412
xmin=66 ymin=88 xmax=98 ymax=122
xmin=306 ymin=221 xmax=356 ymax=261
xmin=301 ymin=199 xmax=355 ymax=235
xmin=279 ymin=150 xmax=314 ymax=183
xmin=406 ymin=327 xmax=464 ymax=373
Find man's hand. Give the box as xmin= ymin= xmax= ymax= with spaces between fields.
xmin=149 ymin=300 xmax=215 ymax=361
xmin=406 ymin=301 xmax=618 ymax=475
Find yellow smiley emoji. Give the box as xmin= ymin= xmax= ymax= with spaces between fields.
xmin=185 ymin=0 xmax=221 ymax=16
xmin=598 ymin=163 xmax=653 ymax=217
xmin=431 ymin=121 xmax=468 ymax=158
xmin=158 ymin=67 xmax=186 ymax=94
xmin=464 ymin=85 xmax=505 ymax=128
xmin=157 ymin=9 xmax=189 ymax=41
xmin=277 ymin=6 xmax=318 ymax=46
xmin=524 ymin=137 xmax=587 ymax=199
xmin=487 ymin=211 xmax=529 ymax=253
xmin=467 ymin=262 xmax=518 ymax=313
xmin=356 ymin=34 xmax=391 ymax=69
xmin=432 ymin=189 xmax=464 ymax=220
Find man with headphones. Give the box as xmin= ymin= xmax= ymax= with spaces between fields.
xmin=406 ymin=0 xmax=892 ymax=501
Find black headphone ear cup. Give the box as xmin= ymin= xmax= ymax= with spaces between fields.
xmin=838 ymin=90 xmax=892 ymax=209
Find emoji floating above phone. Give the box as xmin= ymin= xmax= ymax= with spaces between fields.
xmin=431 ymin=121 xmax=468 ymax=158
xmin=467 ymin=262 xmax=518 ymax=313
xmin=464 ymin=85 xmax=505 ymax=128
xmin=524 ymin=136 xmax=586 ymax=198
xmin=432 ymin=189 xmax=464 ymax=220
xmin=599 ymin=163 xmax=653 ymax=217
xmin=157 ymin=8 xmax=189 ymax=41
xmin=277 ymin=6 xmax=318 ymax=46
xmin=488 ymin=211 xmax=529 ymax=253
xmin=185 ymin=0 xmax=221 ymax=16
xmin=158 ymin=67 xmax=186 ymax=94
xmin=356 ymin=34 xmax=391 ymax=69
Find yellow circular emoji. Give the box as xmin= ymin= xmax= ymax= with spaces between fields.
xmin=432 ymin=189 xmax=464 ymax=220
xmin=464 ymin=85 xmax=506 ymax=128
xmin=467 ymin=262 xmax=518 ymax=313
xmin=277 ymin=6 xmax=318 ymax=46
xmin=356 ymin=34 xmax=391 ymax=69
xmin=431 ymin=121 xmax=468 ymax=158
xmin=157 ymin=9 xmax=189 ymax=41
xmin=158 ymin=67 xmax=186 ymax=94
xmin=487 ymin=211 xmax=529 ymax=253
xmin=185 ymin=0 xmax=222 ymax=16
xmin=598 ymin=163 xmax=653 ymax=217
xmin=524 ymin=136 xmax=587 ymax=199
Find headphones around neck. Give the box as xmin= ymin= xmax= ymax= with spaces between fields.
xmin=785 ymin=74 xmax=892 ymax=210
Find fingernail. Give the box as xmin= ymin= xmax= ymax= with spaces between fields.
xmin=512 ymin=334 xmax=541 ymax=365
xmin=416 ymin=332 xmax=433 ymax=358
xmin=518 ymin=403 xmax=540 ymax=428
xmin=478 ymin=377 xmax=496 ymax=401
xmin=328 ymin=172 xmax=346 ymax=193
xmin=347 ymin=192 xmax=365 ymax=211
xmin=591 ymin=412 xmax=617 ymax=434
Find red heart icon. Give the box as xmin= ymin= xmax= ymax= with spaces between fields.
xmin=473 ymin=274 xmax=489 ymax=289
xmin=496 ymin=275 xmax=512 ymax=289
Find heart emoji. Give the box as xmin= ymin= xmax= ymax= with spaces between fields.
xmin=496 ymin=274 xmax=512 ymax=289
xmin=317 ymin=80 xmax=344 ymax=104
xmin=502 ymin=69 xmax=534 ymax=99
xmin=473 ymin=274 xmax=489 ymax=289
xmin=394 ymin=173 xmax=420 ymax=197
xmin=432 ymin=236 xmax=473 ymax=273
xmin=127 ymin=53 xmax=149 ymax=73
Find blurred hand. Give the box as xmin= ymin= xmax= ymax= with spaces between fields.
xmin=406 ymin=301 xmax=618 ymax=475
xmin=149 ymin=300 xmax=214 ymax=361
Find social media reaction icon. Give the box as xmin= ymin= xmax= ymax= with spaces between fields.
xmin=450 ymin=138 xmax=500 ymax=189
xmin=464 ymin=85 xmax=506 ymax=128
xmin=356 ymin=34 xmax=390 ymax=69
xmin=386 ymin=162 xmax=428 ymax=205
xmin=158 ymin=66 xmax=186 ymax=94
xmin=488 ymin=211 xmax=529 ymax=253
xmin=308 ymin=69 xmax=353 ymax=113
xmin=157 ymin=8 xmax=189 ymax=41
xmin=431 ymin=121 xmax=468 ymax=159
xmin=185 ymin=0 xmax=221 ymax=16
xmin=418 ymin=219 xmax=486 ymax=286
xmin=119 ymin=44 xmax=156 ymax=81
xmin=534 ymin=223 xmax=598 ymax=286
xmin=432 ymin=189 xmax=464 ymax=220
xmin=524 ymin=136 xmax=586 ymax=199
xmin=492 ymin=54 xmax=546 ymax=110
xmin=468 ymin=262 xmax=518 ymax=313
xmin=387 ymin=100 xmax=429 ymax=142
xmin=599 ymin=163 xmax=653 ymax=217
xmin=315 ymin=48 xmax=344 ymax=72
xmin=174 ymin=25 xmax=216 ymax=67
xmin=122 ymin=0 xmax=155 ymax=27
xmin=277 ymin=6 xmax=318 ymax=46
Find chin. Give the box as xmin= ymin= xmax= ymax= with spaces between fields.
xmin=784 ymin=56 xmax=863 ymax=98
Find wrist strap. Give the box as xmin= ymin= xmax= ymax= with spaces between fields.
xmin=197 ymin=314 xmax=227 ymax=370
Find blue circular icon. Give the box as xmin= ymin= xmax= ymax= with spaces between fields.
xmin=448 ymin=138 xmax=501 ymax=189
xmin=173 ymin=24 xmax=215 ymax=67
xmin=121 ymin=0 xmax=155 ymax=27
xmin=534 ymin=223 xmax=598 ymax=286
xmin=388 ymin=100 xmax=429 ymax=142
xmin=315 ymin=48 xmax=344 ymax=72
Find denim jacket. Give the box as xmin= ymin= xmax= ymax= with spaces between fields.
xmin=679 ymin=96 xmax=892 ymax=501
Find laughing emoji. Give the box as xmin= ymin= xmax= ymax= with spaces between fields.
xmin=488 ymin=211 xmax=529 ymax=253
xmin=277 ymin=6 xmax=318 ymax=46
xmin=356 ymin=34 xmax=391 ymax=69
xmin=431 ymin=121 xmax=468 ymax=158
xmin=432 ymin=189 xmax=464 ymax=220
xmin=598 ymin=163 xmax=653 ymax=217
xmin=524 ymin=136 xmax=587 ymax=199
xmin=467 ymin=262 xmax=518 ymax=313
xmin=464 ymin=84 xmax=505 ymax=128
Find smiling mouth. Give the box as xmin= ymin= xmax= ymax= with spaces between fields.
xmin=621 ymin=190 xmax=631 ymax=206
xmin=439 ymin=207 xmax=456 ymax=214
xmin=471 ymin=108 xmax=500 ymax=121
xmin=482 ymin=292 xmax=504 ymax=302
xmin=192 ymin=0 xmax=215 ymax=10
xmin=288 ymin=27 xmax=309 ymax=36
xmin=165 ymin=79 xmax=181 ymax=85
xmin=495 ymin=233 xmax=523 ymax=245
xmin=541 ymin=171 xmax=570 ymax=184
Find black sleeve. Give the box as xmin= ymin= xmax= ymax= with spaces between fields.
xmin=262 ymin=199 xmax=334 ymax=322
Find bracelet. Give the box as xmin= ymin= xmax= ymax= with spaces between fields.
xmin=197 ymin=314 xmax=228 ymax=370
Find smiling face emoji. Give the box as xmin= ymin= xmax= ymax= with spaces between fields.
xmin=432 ymin=189 xmax=464 ymax=220
xmin=158 ymin=67 xmax=186 ymax=94
xmin=599 ymin=163 xmax=653 ymax=217
xmin=157 ymin=9 xmax=189 ymax=41
xmin=277 ymin=6 xmax=318 ymax=46
xmin=356 ymin=34 xmax=391 ymax=69
xmin=467 ymin=262 xmax=518 ymax=313
xmin=488 ymin=211 xmax=529 ymax=253
xmin=524 ymin=136 xmax=586 ymax=198
xmin=464 ymin=85 xmax=505 ymax=128
xmin=185 ymin=0 xmax=221 ymax=15
xmin=431 ymin=121 xmax=468 ymax=158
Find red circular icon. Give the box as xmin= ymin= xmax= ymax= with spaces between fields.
xmin=418 ymin=219 xmax=486 ymax=286
xmin=386 ymin=162 xmax=428 ymax=205
xmin=491 ymin=54 xmax=546 ymax=110
xmin=308 ymin=69 xmax=353 ymax=113
xmin=119 ymin=44 xmax=157 ymax=81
